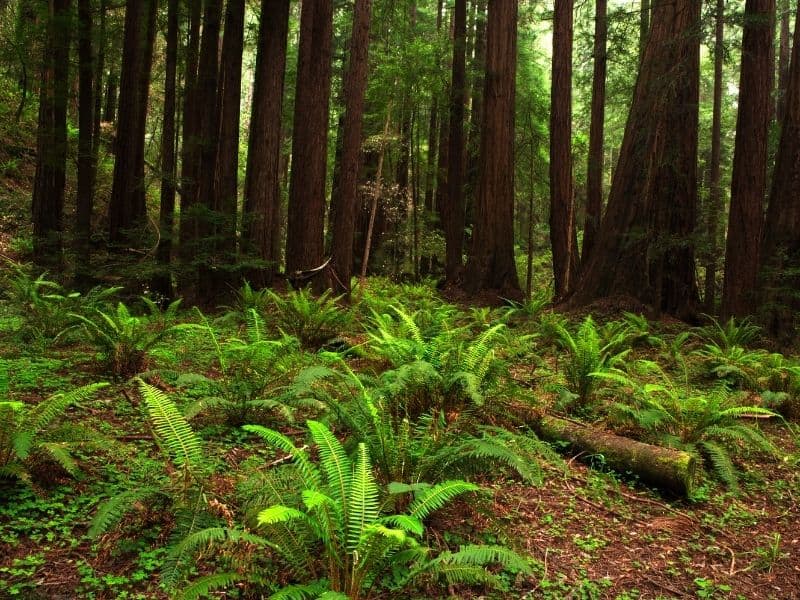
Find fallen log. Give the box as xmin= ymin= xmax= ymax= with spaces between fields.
xmin=533 ymin=415 xmax=697 ymax=498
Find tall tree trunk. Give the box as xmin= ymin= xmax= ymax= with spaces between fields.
xmin=565 ymin=0 xmax=702 ymax=318
xmin=703 ymin=0 xmax=725 ymax=311
xmin=31 ymin=0 xmax=72 ymax=269
xmin=92 ymin=0 xmax=106 ymax=149
xmin=76 ymin=0 xmax=94 ymax=277
xmin=108 ymin=0 xmax=157 ymax=247
xmin=153 ymin=0 xmax=179 ymax=298
xmin=195 ymin=0 xmax=223 ymax=294
xmin=329 ymin=0 xmax=372 ymax=295
xmin=550 ymin=0 xmax=578 ymax=298
xmin=721 ymin=0 xmax=775 ymax=319
xmin=286 ymin=0 xmax=334 ymax=278
xmin=441 ymin=0 xmax=467 ymax=283
xmin=178 ymin=0 xmax=202 ymax=285
xmin=243 ymin=0 xmax=290 ymax=287
xmin=213 ymin=0 xmax=246 ymax=286
xmin=582 ymin=0 xmax=607 ymax=262
xmin=463 ymin=0 xmax=521 ymax=298
xmin=759 ymin=0 xmax=800 ymax=340
xmin=465 ymin=0 xmax=486 ymax=231
xmin=777 ymin=0 xmax=791 ymax=121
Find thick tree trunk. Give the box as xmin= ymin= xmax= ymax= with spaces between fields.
xmin=178 ymin=0 xmax=202 ymax=284
xmin=192 ymin=0 xmax=223 ymax=299
xmin=759 ymin=0 xmax=800 ymax=341
xmin=108 ymin=0 xmax=157 ymax=247
xmin=565 ymin=0 xmax=701 ymax=319
xmin=582 ymin=0 xmax=607 ymax=262
xmin=31 ymin=0 xmax=72 ymax=269
xmin=721 ymin=0 xmax=775 ymax=319
xmin=703 ymin=0 xmax=725 ymax=312
xmin=462 ymin=0 xmax=521 ymax=298
xmin=329 ymin=0 xmax=372 ymax=295
xmin=639 ymin=0 xmax=650 ymax=62
xmin=550 ymin=0 xmax=578 ymax=298
xmin=536 ymin=415 xmax=697 ymax=497
xmin=442 ymin=0 xmax=467 ymax=283
xmin=214 ymin=0 xmax=246 ymax=271
xmin=243 ymin=0 xmax=290 ymax=287
xmin=153 ymin=0 xmax=180 ymax=299
xmin=286 ymin=0 xmax=334 ymax=279
xmin=76 ymin=0 xmax=94 ymax=275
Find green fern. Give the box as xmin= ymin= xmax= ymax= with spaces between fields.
xmin=138 ymin=380 xmax=203 ymax=470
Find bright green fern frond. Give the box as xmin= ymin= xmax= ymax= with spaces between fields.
xmin=138 ymin=380 xmax=203 ymax=470
xmin=699 ymin=440 xmax=738 ymax=488
xmin=88 ymin=486 xmax=164 ymax=537
xmin=408 ymin=480 xmax=480 ymax=521
xmin=445 ymin=544 xmax=533 ymax=573
xmin=243 ymin=425 xmax=321 ymax=489
xmin=269 ymin=580 xmax=331 ymax=600
xmin=177 ymin=573 xmax=242 ymax=600
xmin=306 ymin=420 xmax=352 ymax=517
xmin=347 ymin=443 xmax=380 ymax=552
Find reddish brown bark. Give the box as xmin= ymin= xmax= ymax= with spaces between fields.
xmin=329 ymin=0 xmax=372 ymax=295
xmin=582 ymin=0 xmax=607 ymax=262
xmin=442 ymin=0 xmax=467 ymax=283
xmin=285 ymin=0 xmax=334 ymax=277
xmin=759 ymin=0 xmax=800 ymax=339
xmin=550 ymin=0 xmax=578 ymax=298
xmin=31 ymin=0 xmax=72 ymax=268
xmin=214 ymin=0 xmax=245 ymax=265
xmin=76 ymin=0 xmax=94 ymax=273
xmin=107 ymin=0 xmax=157 ymax=246
xmin=462 ymin=0 xmax=521 ymax=298
xmin=721 ymin=0 xmax=775 ymax=319
xmin=243 ymin=0 xmax=290 ymax=287
xmin=777 ymin=0 xmax=791 ymax=121
xmin=565 ymin=0 xmax=701 ymax=318
xmin=153 ymin=0 xmax=179 ymax=298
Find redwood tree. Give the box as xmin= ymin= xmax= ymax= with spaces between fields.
xmin=759 ymin=0 xmax=800 ymax=339
xmin=108 ymin=0 xmax=157 ymax=246
xmin=153 ymin=0 xmax=179 ymax=298
xmin=721 ymin=0 xmax=775 ymax=319
xmin=76 ymin=0 xmax=94 ymax=274
xmin=462 ymin=0 xmax=521 ymax=298
xmin=550 ymin=0 xmax=578 ymax=297
xmin=285 ymin=0 xmax=334 ymax=277
xmin=329 ymin=0 xmax=372 ymax=295
xmin=242 ymin=0 xmax=290 ymax=286
xmin=31 ymin=0 xmax=72 ymax=268
xmin=582 ymin=0 xmax=607 ymax=262
xmin=565 ymin=0 xmax=702 ymax=318
xmin=442 ymin=0 xmax=467 ymax=283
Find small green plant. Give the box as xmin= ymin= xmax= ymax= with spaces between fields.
xmin=0 ymin=382 xmax=108 ymax=483
xmin=222 ymin=280 xmax=272 ymax=320
xmin=176 ymin=420 xmax=533 ymax=599
xmin=599 ymin=361 xmax=778 ymax=489
xmin=693 ymin=343 xmax=769 ymax=389
xmin=694 ymin=577 xmax=731 ymax=599
xmin=556 ymin=316 xmax=630 ymax=413
xmin=696 ymin=315 xmax=761 ymax=349
xmin=620 ymin=312 xmax=663 ymax=348
xmin=68 ymin=297 xmax=188 ymax=377
xmin=752 ymin=532 xmax=788 ymax=572
xmin=180 ymin=309 xmax=310 ymax=425
xmin=266 ymin=288 xmax=350 ymax=349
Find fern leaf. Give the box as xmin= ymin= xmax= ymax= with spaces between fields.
xmin=88 ymin=487 xmax=163 ymax=537
xmin=138 ymin=380 xmax=202 ymax=469
xmin=177 ymin=573 xmax=241 ymax=600
xmin=306 ymin=420 xmax=352 ymax=524
xmin=408 ymin=480 xmax=480 ymax=521
xmin=243 ymin=425 xmax=321 ymax=490
xmin=347 ymin=443 xmax=380 ymax=552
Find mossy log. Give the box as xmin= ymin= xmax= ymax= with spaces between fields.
xmin=535 ymin=415 xmax=696 ymax=497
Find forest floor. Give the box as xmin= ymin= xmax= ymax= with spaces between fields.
xmin=0 ymin=282 xmax=798 ymax=600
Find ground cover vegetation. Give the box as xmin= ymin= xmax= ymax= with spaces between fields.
xmin=2 ymin=0 xmax=800 ymax=597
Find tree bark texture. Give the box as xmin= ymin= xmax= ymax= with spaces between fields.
xmin=153 ymin=0 xmax=179 ymax=298
xmin=463 ymin=0 xmax=521 ymax=298
xmin=565 ymin=0 xmax=701 ymax=319
xmin=243 ymin=0 xmax=290 ymax=286
xmin=703 ymin=0 xmax=725 ymax=312
xmin=214 ymin=0 xmax=246 ymax=265
xmin=550 ymin=0 xmax=578 ymax=298
xmin=76 ymin=0 xmax=94 ymax=271
xmin=286 ymin=0 xmax=334 ymax=277
xmin=329 ymin=0 xmax=372 ymax=295
xmin=721 ymin=0 xmax=775 ymax=319
xmin=108 ymin=0 xmax=157 ymax=246
xmin=759 ymin=0 xmax=800 ymax=340
xmin=582 ymin=0 xmax=607 ymax=263
xmin=31 ymin=0 xmax=72 ymax=268
xmin=442 ymin=0 xmax=467 ymax=283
